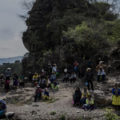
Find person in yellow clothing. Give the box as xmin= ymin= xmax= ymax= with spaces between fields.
xmin=80 ymin=88 xmax=90 ymax=105
xmin=112 ymin=83 xmax=120 ymax=106
xmin=82 ymin=94 xmax=94 ymax=110
xmin=32 ymin=73 xmax=39 ymax=86
xmin=43 ymin=88 xmax=49 ymax=100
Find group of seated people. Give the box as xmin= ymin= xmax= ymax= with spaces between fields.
xmin=73 ymin=87 xmax=94 ymax=111
xmin=34 ymin=86 xmax=50 ymax=102
xmin=33 ymin=69 xmax=59 ymax=102
xmin=63 ymin=69 xmax=77 ymax=83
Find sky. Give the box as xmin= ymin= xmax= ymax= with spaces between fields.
xmin=0 ymin=0 xmax=34 ymax=58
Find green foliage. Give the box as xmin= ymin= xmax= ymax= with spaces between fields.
xmin=105 ymin=109 xmax=120 ymax=120
xmin=0 ymin=61 xmax=22 ymax=75
xmin=63 ymin=21 xmax=109 ymax=61
xmin=50 ymin=111 xmax=56 ymax=116
xmin=22 ymin=0 xmax=120 ymax=71
xmin=59 ymin=114 xmax=66 ymax=120
xmin=106 ymin=20 xmax=120 ymax=44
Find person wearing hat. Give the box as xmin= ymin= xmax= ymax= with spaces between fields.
xmin=96 ymin=61 xmax=106 ymax=81
xmin=85 ymin=68 xmax=94 ymax=91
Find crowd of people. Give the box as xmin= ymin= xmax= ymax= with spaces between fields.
xmin=0 ymin=59 xmax=120 ymax=116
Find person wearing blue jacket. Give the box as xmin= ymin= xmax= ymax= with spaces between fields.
xmin=112 ymin=83 xmax=120 ymax=106
xmin=0 ymin=100 xmax=6 ymax=118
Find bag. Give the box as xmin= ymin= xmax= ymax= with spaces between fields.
xmin=85 ymin=82 xmax=88 ymax=86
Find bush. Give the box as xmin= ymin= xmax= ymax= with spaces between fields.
xmin=105 ymin=109 xmax=120 ymax=120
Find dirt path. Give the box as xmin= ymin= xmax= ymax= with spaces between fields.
xmin=0 ymin=83 xmax=106 ymax=120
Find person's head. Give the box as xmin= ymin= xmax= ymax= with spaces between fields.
xmin=115 ymin=83 xmax=118 ymax=89
xmin=37 ymin=85 xmax=40 ymax=88
xmin=76 ymin=87 xmax=80 ymax=91
xmin=86 ymin=68 xmax=91 ymax=72
xmin=88 ymin=94 xmax=92 ymax=99
xmin=99 ymin=61 xmax=104 ymax=65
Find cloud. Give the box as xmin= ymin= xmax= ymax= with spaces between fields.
xmin=0 ymin=0 xmax=34 ymax=58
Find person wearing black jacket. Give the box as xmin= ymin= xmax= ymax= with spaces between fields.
xmin=85 ymin=68 xmax=94 ymax=91
xmin=73 ymin=87 xmax=82 ymax=106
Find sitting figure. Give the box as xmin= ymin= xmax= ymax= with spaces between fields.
xmin=80 ymin=87 xmax=90 ymax=105
xmin=112 ymin=83 xmax=120 ymax=106
xmin=63 ymin=72 xmax=70 ymax=83
xmin=43 ymin=88 xmax=49 ymax=100
xmin=0 ymin=100 xmax=6 ymax=118
xmin=39 ymin=78 xmax=46 ymax=89
xmin=73 ymin=87 xmax=82 ymax=106
xmin=34 ymin=86 xmax=42 ymax=102
xmin=51 ymin=82 xmax=59 ymax=91
xmin=82 ymin=94 xmax=94 ymax=111
xmin=69 ymin=72 xmax=77 ymax=83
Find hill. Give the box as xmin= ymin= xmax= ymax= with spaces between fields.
xmin=0 ymin=56 xmax=23 ymax=65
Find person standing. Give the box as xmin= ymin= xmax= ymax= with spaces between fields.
xmin=96 ymin=61 xmax=106 ymax=81
xmin=112 ymin=83 xmax=120 ymax=107
xmin=85 ymin=68 xmax=94 ymax=91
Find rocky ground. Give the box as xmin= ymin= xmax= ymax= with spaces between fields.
xmin=0 ymin=76 xmax=119 ymax=120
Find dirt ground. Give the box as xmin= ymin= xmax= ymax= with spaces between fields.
xmin=0 ymin=81 xmax=107 ymax=120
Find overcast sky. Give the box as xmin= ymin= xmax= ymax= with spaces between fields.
xmin=0 ymin=0 xmax=34 ymax=58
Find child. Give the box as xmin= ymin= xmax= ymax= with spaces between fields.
xmin=43 ymin=88 xmax=49 ymax=100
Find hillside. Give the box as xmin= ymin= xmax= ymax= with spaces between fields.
xmin=0 ymin=56 xmax=23 ymax=65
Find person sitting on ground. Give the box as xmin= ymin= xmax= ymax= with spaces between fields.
xmin=80 ymin=87 xmax=90 ymax=105
xmin=112 ymin=83 xmax=120 ymax=106
xmin=82 ymin=94 xmax=94 ymax=111
xmin=43 ymin=88 xmax=49 ymax=100
xmin=96 ymin=61 xmax=106 ymax=81
xmin=51 ymin=82 xmax=59 ymax=91
xmin=73 ymin=87 xmax=82 ymax=106
xmin=63 ymin=71 xmax=70 ymax=83
xmin=85 ymin=68 xmax=94 ymax=91
xmin=0 ymin=100 xmax=6 ymax=118
xmin=34 ymin=86 xmax=42 ymax=102
xmin=69 ymin=72 xmax=77 ymax=83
